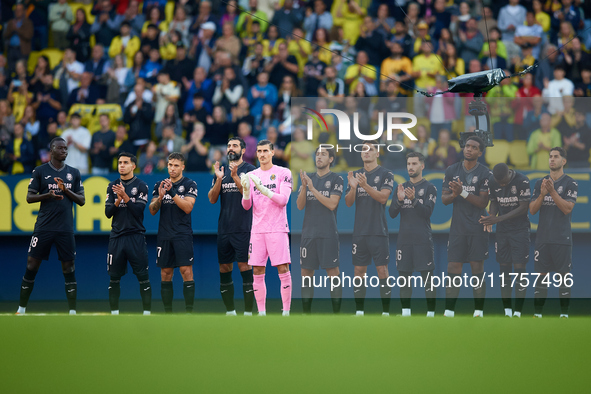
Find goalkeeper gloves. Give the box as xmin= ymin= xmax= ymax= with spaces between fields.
xmin=249 ymin=174 xmax=274 ymax=198
xmin=240 ymin=173 xmax=251 ymax=199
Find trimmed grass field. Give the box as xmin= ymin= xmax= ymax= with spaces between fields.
xmin=1 ymin=312 xmax=590 ymax=393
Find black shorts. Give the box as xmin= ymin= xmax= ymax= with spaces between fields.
xmin=396 ymin=243 xmax=435 ymax=273
xmin=534 ymin=244 xmax=572 ymax=274
xmin=496 ymin=231 xmax=530 ymax=266
xmin=156 ymin=235 xmax=194 ymax=268
xmin=447 ymin=233 xmax=489 ymax=263
xmin=217 ymin=232 xmax=250 ymax=264
xmin=352 ymin=235 xmax=390 ymax=267
xmin=28 ymin=231 xmax=76 ymax=262
xmin=300 ymin=237 xmax=340 ymax=271
xmin=107 ymin=234 xmax=149 ymax=277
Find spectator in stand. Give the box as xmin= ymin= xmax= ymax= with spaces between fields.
xmin=408 ymin=125 xmax=436 ymax=166
xmin=428 ymin=129 xmax=459 ymax=170
xmin=156 ymin=103 xmax=183 ymax=139
xmin=67 ymin=9 xmax=92 ymax=63
xmin=85 ymin=45 xmax=109 ymax=89
xmin=303 ymin=0 xmax=333 ymax=42
xmin=3 ymin=3 xmax=34 ymax=74
xmin=90 ymin=114 xmax=116 ymax=175
xmin=220 ymin=0 xmax=240 ymax=28
xmin=527 ymin=112 xmax=562 ymax=170
xmin=109 ymin=21 xmax=142 ymax=67
xmin=389 ymin=20 xmax=414 ymax=58
xmin=139 ymin=140 xmax=162 ymax=174
xmin=562 ymin=105 xmax=591 ymax=168
xmin=0 ymin=72 xmax=8 ymax=100
xmin=303 ymin=47 xmax=327 ymax=97
xmin=38 ymin=120 xmax=59 ymax=163
xmin=20 ymin=106 xmax=40 ymax=143
xmin=183 ymin=67 xmax=214 ymax=114
xmin=236 ymin=0 xmax=269 ymax=39
xmin=123 ymin=84 xmax=155 ymax=149
xmin=122 ymin=0 xmax=145 ymax=37
xmin=551 ymin=0 xmax=581 ymax=37
xmin=91 ymin=0 xmax=124 ymax=48
xmin=380 ymin=42 xmax=413 ymax=92
xmin=272 ymin=0 xmax=303 ymax=39
xmin=344 ymin=51 xmax=377 ymax=96
xmin=248 ymin=72 xmax=278 ymax=118
xmin=159 ymin=125 xmax=186 ymax=157
xmin=562 ymin=38 xmax=591 ymax=83
xmin=498 ymin=0 xmax=527 ymax=44
xmin=355 ymin=17 xmax=389 ymax=70
xmin=284 ymin=125 xmax=315 ymax=187
xmin=276 ymin=75 xmax=299 ymax=123
xmin=205 ymin=106 xmax=231 ymax=151
xmin=105 ymin=54 xmax=134 ymax=105
xmin=374 ymin=3 xmax=395 ymax=39
xmin=152 ymin=70 xmax=180 ymax=123
xmin=332 ymin=0 xmax=366 ymax=46
xmin=265 ymin=41 xmax=299 ymax=89
xmin=168 ymin=6 xmax=192 ymax=48
xmin=574 ymin=67 xmax=591 ymax=97
xmin=243 ymin=42 xmax=271 ymax=87
xmin=49 ymin=0 xmax=74 ymax=50
xmin=515 ymin=11 xmax=544 ymax=59
xmin=124 ymin=78 xmax=154 ymax=110
xmin=183 ymin=93 xmax=209 ymax=132
xmin=163 ymin=44 xmax=195 ymax=87
xmin=67 ymin=72 xmax=100 ymax=110
xmin=231 ymin=97 xmax=255 ymax=130
xmin=8 ymin=80 xmax=33 ymax=123
xmin=32 ymin=74 xmax=62 ymax=132
xmin=182 ymin=122 xmax=210 ymax=172
xmin=215 ymin=22 xmax=243 ymax=64
xmin=535 ymin=44 xmax=560 ymax=91
xmin=318 ymin=65 xmax=345 ymax=103
xmin=190 ymin=22 xmax=216 ymax=72
xmin=141 ymin=6 xmax=168 ymax=37
xmin=254 ymin=103 xmax=279 ymax=138
xmin=0 ymin=100 xmax=15 ymax=146
xmin=140 ymin=24 xmax=161 ymax=58
xmin=458 ymin=18 xmax=484 ymax=65
xmin=139 ymin=48 xmax=163 ymax=86
xmin=262 ymin=25 xmax=285 ymax=58
xmin=5 ymin=123 xmax=35 ymax=175
xmin=543 ymin=64 xmax=575 ymax=115
xmin=62 ymin=113 xmax=92 ymax=175
xmin=110 ymin=125 xmax=136 ymax=170
xmin=264 ymin=126 xmax=287 ymax=167
xmin=481 ymin=40 xmax=507 ymax=71
xmin=236 ymin=122 xmax=258 ymax=165
xmin=212 ymin=67 xmax=243 ymax=114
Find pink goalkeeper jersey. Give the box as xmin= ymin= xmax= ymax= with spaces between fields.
xmin=245 ymin=165 xmax=292 ymax=234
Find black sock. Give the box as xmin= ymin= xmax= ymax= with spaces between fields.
xmin=514 ymin=266 xmax=527 ymax=313
xmin=220 ymin=271 xmax=235 ymax=312
xmin=330 ymin=278 xmax=342 ymax=314
xmin=422 ymin=271 xmax=436 ymax=312
xmin=241 ymin=270 xmax=254 ymax=313
xmin=354 ymin=278 xmax=366 ymax=312
xmin=301 ymin=277 xmax=314 ymax=314
xmin=183 ymin=280 xmax=195 ymax=313
xmin=445 ymin=273 xmax=461 ymax=311
xmin=534 ymin=283 xmax=548 ymax=315
xmin=64 ymin=272 xmax=77 ymax=311
xmin=559 ymin=283 xmax=571 ymax=315
xmin=473 ymin=272 xmax=486 ymax=311
xmin=138 ymin=274 xmax=152 ymax=312
xmin=500 ymin=265 xmax=512 ymax=310
xmin=399 ymin=272 xmax=412 ymax=309
xmin=379 ymin=278 xmax=391 ymax=313
xmin=109 ymin=277 xmax=121 ymax=311
xmin=161 ymin=281 xmax=173 ymax=313
xmin=19 ymin=268 xmax=38 ymax=308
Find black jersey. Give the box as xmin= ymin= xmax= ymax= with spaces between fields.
xmin=443 ymin=161 xmax=492 ymax=235
xmin=212 ymin=161 xmax=256 ymax=234
xmin=152 ymin=176 xmax=198 ymax=240
xmin=27 ymin=162 xmax=84 ymax=233
xmin=301 ymin=171 xmax=344 ymax=239
xmin=532 ymin=174 xmax=577 ymax=246
xmin=389 ymin=178 xmax=437 ymax=245
xmin=346 ymin=165 xmax=394 ymax=236
xmin=489 ymin=171 xmax=531 ymax=233
xmin=105 ymin=176 xmax=149 ymax=238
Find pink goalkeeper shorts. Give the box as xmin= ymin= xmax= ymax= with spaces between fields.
xmin=248 ymin=233 xmax=291 ymax=267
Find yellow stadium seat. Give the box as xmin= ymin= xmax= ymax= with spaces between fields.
xmin=165 ymin=1 xmax=175 ymax=23
xmin=509 ymin=140 xmax=530 ymax=169
xmin=485 ymin=139 xmax=510 ymax=168
xmin=28 ymin=49 xmax=65 ymax=74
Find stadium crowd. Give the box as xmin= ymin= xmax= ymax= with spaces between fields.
xmin=1 ymin=0 xmax=591 ymax=176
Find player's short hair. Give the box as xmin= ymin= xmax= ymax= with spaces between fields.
xmin=257 ymin=139 xmax=274 ymax=150
xmin=406 ymin=151 xmax=425 ymax=163
xmin=50 ymin=137 xmax=66 ymax=149
xmin=315 ymin=145 xmax=336 ymax=166
xmin=466 ymin=136 xmax=485 ymax=152
xmin=118 ymin=152 xmax=137 ymax=166
xmin=493 ymin=163 xmax=510 ymax=181
xmin=168 ymin=152 xmax=185 ymax=163
xmin=550 ymin=146 xmax=567 ymax=159
xmin=362 ymin=140 xmax=380 ymax=150
xmin=228 ymin=137 xmax=246 ymax=150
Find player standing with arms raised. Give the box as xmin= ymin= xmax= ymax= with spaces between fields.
xmin=479 ymin=163 xmax=531 ymax=318
xmin=529 ymin=147 xmax=577 ymax=318
xmin=389 ymin=152 xmax=437 ymax=317
xmin=240 ymin=140 xmax=293 ymax=316
xmin=149 ymin=152 xmax=198 ymax=313
xmin=296 ymin=146 xmax=344 ymax=314
xmin=17 ymin=137 xmax=85 ymax=315
xmin=345 ymin=141 xmax=394 ymax=316
xmin=105 ymin=152 xmax=152 ymax=315
xmin=442 ymin=136 xmax=492 ymax=318
xmin=208 ymin=137 xmax=256 ymax=316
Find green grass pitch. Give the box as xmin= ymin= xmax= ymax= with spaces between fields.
xmin=1 ymin=313 xmax=589 ymax=393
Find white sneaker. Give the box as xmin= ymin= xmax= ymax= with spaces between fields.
xmin=258 ymin=311 xmax=266 ymax=316
xmin=504 ymin=308 xmax=512 ymax=317
xmin=473 ymin=310 xmax=483 ymax=318
xmin=560 ymin=314 xmax=569 ymax=319
xmin=244 ymin=312 xmax=253 ymax=316
xmin=426 ymin=311 xmax=435 ymax=318
xmin=143 ymin=311 xmax=151 ymax=315
xmin=513 ymin=311 xmax=521 ymax=318
xmin=533 ymin=314 xmax=542 ymax=318
xmin=444 ymin=310 xmax=455 ymax=317
xmin=226 ymin=310 xmax=237 ymax=316
xmin=355 ymin=311 xmax=364 ymax=317
xmin=382 ymin=312 xmax=390 ymax=317
xmin=69 ymin=310 xmax=76 ymax=315
xmin=401 ymin=308 xmax=411 ymax=317
xmin=282 ymin=311 xmax=290 ymax=316
xmin=111 ymin=310 xmax=119 ymax=315
xmin=16 ymin=306 xmax=26 ymax=315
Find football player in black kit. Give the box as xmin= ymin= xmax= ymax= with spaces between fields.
xmin=296 ymin=146 xmax=344 ymax=314
xmin=345 ymin=140 xmax=395 ymax=316
xmin=149 ymin=152 xmax=198 ymax=313
xmin=529 ymin=147 xmax=577 ymax=318
xmin=208 ymin=137 xmax=256 ymax=316
xmin=17 ymin=137 xmax=86 ymax=315
xmin=389 ymin=152 xmax=437 ymax=317
xmin=442 ymin=136 xmax=492 ymax=318
xmin=479 ymin=163 xmax=531 ymax=318
xmin=105 ymin=152 xmax=152 ymax=315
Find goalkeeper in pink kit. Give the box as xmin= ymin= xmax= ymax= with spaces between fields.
xmin=241 ymin=140 xmax=293 ymax=316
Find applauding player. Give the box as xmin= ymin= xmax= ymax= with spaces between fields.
xmin=296 ymin=146 xmax=344 ymax=314
xmin=389 ymin=152 xmax=437 ymax=317
xmin=442 ymin=137 xmax=492 ymax=318
xmin=105 ymin=153 xmax=152 ymax=315
xmin=345 ymin=141 xmax=394 ymax=316
xmin=149 ymin=153 xmax=198 ymax=313
xmin=240 ymin=140 xmax=293 ymax=316
xmin=208 ymin=137 xmax=256 ymax=316
xmin=17 ymin=137 xmax=86 ymax=315
xmin=529 ymin=147 xmax=577 ymax=318
xmin=479 ymin=163 xmax=531 ymax=318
